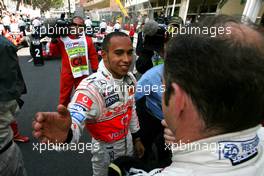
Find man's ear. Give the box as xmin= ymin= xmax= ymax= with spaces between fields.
xmin=101 ymin=50 xmax=107 ymax=61
xmin=171 ymin=83 xmax=186 ymax=116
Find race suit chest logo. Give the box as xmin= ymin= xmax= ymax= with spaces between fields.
xmin=218 ymin=135 xmax=259 ymax=166
xmin=75 ymin=93 xmax=93 ymax=110
xmin=105 ymin=94 xmax=119 ymax=107
xmin=86 ymin=108 xmax=133 ymax=143
xmin=109 ymin=114 xmax=129 ymax=140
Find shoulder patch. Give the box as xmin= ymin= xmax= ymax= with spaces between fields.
xmin=75 ymin=93 xmax=93 ymax=110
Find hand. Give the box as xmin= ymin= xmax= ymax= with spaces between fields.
xmin=133 ymin=138 xmax=145 ymax=159
xmin=161 ymin=120 xmax=176 ymax=145
xmin=32 ymin=104 xmax=72 ymax=143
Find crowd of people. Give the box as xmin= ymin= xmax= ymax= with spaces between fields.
xmin=1 ymin=13 xmax=264 ymax=176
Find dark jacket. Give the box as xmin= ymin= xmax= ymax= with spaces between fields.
xmin=0 ymin=36 xmax=27 ymax=101
xmin=135 ymin=32 xmax=154 ymax=74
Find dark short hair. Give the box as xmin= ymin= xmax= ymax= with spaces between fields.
xmin=102 ymin=32 xmax=130 ymax=51
xmin=164 ymin=15 xmax=264 ymax=133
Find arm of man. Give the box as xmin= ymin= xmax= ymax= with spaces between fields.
xmin=86 ymin=37 xmax=98 ymax=72
xmin=32 ymin=83 xmax=101 ymax=144
xmin=67 ymin=86 xmax=101 ymax=143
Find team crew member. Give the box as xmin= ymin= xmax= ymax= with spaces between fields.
xmin=32 ymin=32 xmax=145 ymax=176
xmin=53 ymin=16 xmax=98 ymax=106
xmin=124 ymin=15 xmax=264 ymax=176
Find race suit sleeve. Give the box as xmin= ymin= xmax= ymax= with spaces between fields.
xmin=86 ymin=37 xmax=98 ymax=72
xmin=67 ymin=83 xmax=103 ymax=143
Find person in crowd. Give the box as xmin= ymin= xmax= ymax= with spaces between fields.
xmin=32 ymin=17 xmax=41 ymax=36
xmin=32 ymin=32 xmax=145 ymax=176
xmin=0 ymin=35 xmax=27 ymax=176
xmin=129 ymin=24 xmax=135 ymax=44
xmin=136 ymin=20 xmax=167 ymax=74
xmin=0 ymin=17 xmax=4 ymax=35
xmin=108 ymin=15 xmax=264 ymax=176
xmin=2 ymin=12 xmax=11 ymax=32
xmin=85 ymin=16 xmax=92 ymax=28
xmin=99 ymin=19 xmax=107 ymax=33
xmin=135 ymin=22 xmax=153 ymax=74
xmin=135 ymin=63 xmax=171 ymax=169
xmin=51 ymin=16 xmax=98 ymax=106
xmin=113 ymin=20 xmax=121 ymax=32
xmin=60 ymin=13 xmax=65 ymax=21
xmin=18 ymin=17 xmax=26 ymax=36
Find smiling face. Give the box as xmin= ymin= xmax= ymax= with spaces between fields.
xmin=102 ymin=36 xmax=133 ymax=79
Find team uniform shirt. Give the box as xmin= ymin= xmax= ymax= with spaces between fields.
xmin=68 ymin=61 xmax=140 ymax=175
xmin=130 ymin=126 xmax=264 ymax=176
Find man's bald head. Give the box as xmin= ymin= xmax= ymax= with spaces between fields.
xmin=164 ymin=15 xmax=264 ymax=133
xmin=195 ymin=15 xmax=264 ymax=53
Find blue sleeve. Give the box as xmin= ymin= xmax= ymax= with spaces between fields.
xmin=135 ymin=74 xmax=151 ymax=101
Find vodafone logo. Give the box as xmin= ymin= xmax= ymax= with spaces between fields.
xmin=82 ymin=96 xmax=89 ymax=103
xmin=75 ymin=93 xmax=93 ymax=110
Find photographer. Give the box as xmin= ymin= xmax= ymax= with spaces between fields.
xmin=50 ymin=16 xmax=98 ymax=106
xmin=135 ymin=20 xmax=168 ymax=74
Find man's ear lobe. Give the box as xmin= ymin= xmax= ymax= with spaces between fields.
xmin=101 ymin=50 xmax=107 ymax=61
xmin=171 ymin=83 xmax=186 ymax=111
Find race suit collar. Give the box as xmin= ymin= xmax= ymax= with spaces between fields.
xmin=170 ymin=125 xmax=263 ymax=167
xmin=98 ymin=60 xmax=125 ymax=81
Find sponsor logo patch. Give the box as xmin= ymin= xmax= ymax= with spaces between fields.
xmin=69 ymin=103 xmax=88 ymax=112
xmin=70 ymin=112 xmax=86 ymax=124
xmin=218 ymin=135 xmax=259 ymax=166
xmin=105 ymin=94 xmax=119 ymax=107
xmin=75 ymin=93 xmax=93 ymax=110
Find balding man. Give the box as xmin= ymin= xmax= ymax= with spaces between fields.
xmin=110 ymin=15 xmax=264 ymax=176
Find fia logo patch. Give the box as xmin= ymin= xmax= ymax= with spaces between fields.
xmin=218 ymin=135 xmax=259 ymax=166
